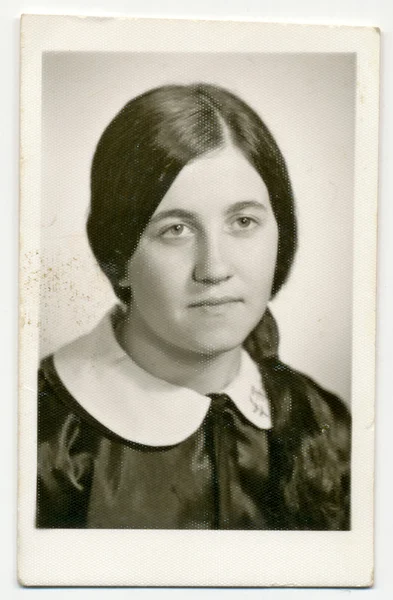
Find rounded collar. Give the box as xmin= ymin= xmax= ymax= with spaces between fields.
xmin=53 ymin=307 xmax=272 ymax=447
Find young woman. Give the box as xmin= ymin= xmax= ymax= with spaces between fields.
xmin=37 ymin=83 xmax=351 ymax=530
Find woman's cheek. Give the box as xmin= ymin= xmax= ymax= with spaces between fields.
xmin=156 ymin=246 xmax=194 ymax=280
xmin=139 ymin=252 xmax=187 ymax=303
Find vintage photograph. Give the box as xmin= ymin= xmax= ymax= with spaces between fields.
xmin=38 ymin=55 xmax=353 ymax=532
xmin=19 ymin=16 xmax=378 ymax=587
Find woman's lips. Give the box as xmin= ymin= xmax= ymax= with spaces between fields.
xmin=189 ymin=296 xmax=243 ymax=308
xmin=189 ymin=296 xmax=243 ymax=317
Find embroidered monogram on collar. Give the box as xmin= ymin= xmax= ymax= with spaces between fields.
xmin=249 ymin=386 xmax=270 ymax=418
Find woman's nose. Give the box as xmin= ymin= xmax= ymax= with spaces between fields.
xmin=192 ymin=233 xmax=233 ymax=284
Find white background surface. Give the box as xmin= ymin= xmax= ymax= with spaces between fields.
xmin=2 ymin=0 xmax=393 ymax=598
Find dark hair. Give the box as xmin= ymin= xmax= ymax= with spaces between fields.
xmin=87 ymin=83 xmax=297 ymax=305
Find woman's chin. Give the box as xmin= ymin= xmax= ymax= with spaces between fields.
xmin=180 ymin=329 xmax=250 ymax=358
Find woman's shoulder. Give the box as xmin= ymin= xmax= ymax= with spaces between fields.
xmin=244 ymin=309 xmax=350 ymax=431
xmin=37 ymin=312 xmax=117 ymax=440
xmin=37 ymin=355 xmax=100 ymax=527
xmin=261 ymin=358 xmax=351 ymax=530
xmin=39 ymin=354 xmax=72 ymax=424
xmin=38 ymin=354 xmax=96 ymax=445
xmin=293 ymin=363 xmax=351 ymax=436
xmin=264 ymin=357 xmax=351 ymax=430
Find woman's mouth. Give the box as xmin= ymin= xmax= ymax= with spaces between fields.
xmin=188 ymin=297 xmax=244 ymax=314
xmin=189 ymin=296 xmax=243 ymax=308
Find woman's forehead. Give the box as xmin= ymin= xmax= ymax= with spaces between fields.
xmin=152 ymin=144 xmax=270 ymax=217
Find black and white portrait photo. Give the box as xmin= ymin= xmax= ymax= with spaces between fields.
xmin=19 ymin=16 xmax=378 ymax=587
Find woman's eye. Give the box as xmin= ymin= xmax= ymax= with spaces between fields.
xmin=232 ymin=216 xmax=258 ymax=230
xmin=160 ymin=224 xmax=192 ymax=238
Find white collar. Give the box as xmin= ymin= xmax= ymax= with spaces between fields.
xmin=53 ymin=308 xmax=272 ymax=447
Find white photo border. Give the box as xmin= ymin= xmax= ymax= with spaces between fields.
xmin=18 ymin=15 xmax=379 ymax=587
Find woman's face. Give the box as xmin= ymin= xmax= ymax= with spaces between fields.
xmin=122 ymin=144 xmax=278 ymax=357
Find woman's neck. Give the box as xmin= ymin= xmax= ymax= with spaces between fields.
xmin=117 ymin=308 xmax=242 ymax=395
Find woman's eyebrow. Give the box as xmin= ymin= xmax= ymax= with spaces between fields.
xmin=226 ymin=200 xmax=268 ymax=214
xmin=149 ymin=209 xmax=198 ymax=224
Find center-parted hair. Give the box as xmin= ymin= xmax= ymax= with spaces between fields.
xmin=87 ymin=83 xmax=297 ymax=306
